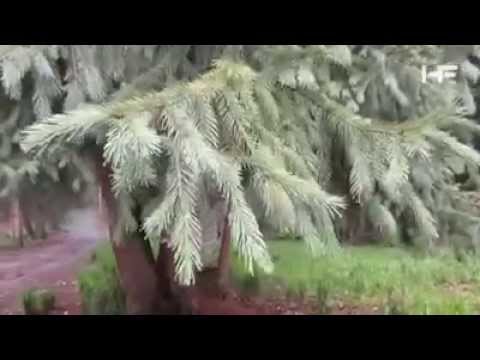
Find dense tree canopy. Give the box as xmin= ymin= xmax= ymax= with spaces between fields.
xmin=16 ymin=45 xmax=480 ymax=292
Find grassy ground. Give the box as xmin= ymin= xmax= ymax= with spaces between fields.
xmin=77 ymin=244 xmax=125 ymax=315
xmin=75 ymin=240 xmax=480 ymax=315
xmin=233 ymin=241 xmax=480 ymax=315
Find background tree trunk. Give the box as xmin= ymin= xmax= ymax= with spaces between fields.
xmin=10 ymin=197 xmax=24 ymax=248
xmin=19 ymin=199 xmax=35 ymax=239
xmin=217 ymin=217 xmax=232 ymax=298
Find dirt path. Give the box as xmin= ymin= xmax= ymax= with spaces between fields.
xmin=0 ymin=208 xmax=107 ymax=315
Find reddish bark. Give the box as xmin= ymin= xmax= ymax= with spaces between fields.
xmin=192 ymin=211 xmax=234 ymax=301
xmin=19 ymin=200 xmax=35 ymax=239
xmin=111 ymin=235 xmax=158 ymax=314
xmin=96 ymin=186 xmax=111 ymax=241
xmin=94 ymin=153 xmax=158 ymax=314
xmin=97 ymin=186 xmax=103 ymax=217
xmin=9 ymin=198 xmax=24 ymax=248
xmin=153 ymin=242 xmax=176 ymax=313
xmin=93 ymin=152 xmax=198 ymax=314
xmin=37 ymin=217 xmax=48 ymax=240
xmin=153 ymin=242 xmax=198 ymax=314
xmin=217 ymin=216 xmax=233 ymax=298
xmin=89 ymin=150 xmax=231 ymax=314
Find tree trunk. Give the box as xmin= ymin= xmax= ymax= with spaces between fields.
xmin=50 ymin=218 xmax=62 ymax=232
xmin=90 ymin=149 xmax=201 ymax=314
xmin=95 ymin=157 xmax=159 ymax=314
xmin=153 ymin=242 xmax=198 ymax=314
xmin=47 ymin=202 xmax=63 ymax=231
xmin=96 ymin=185 xmax=111 ymax=241
xmin=37 ymin=221 xmax=48 ymax=240
xmin=194 ymin=211 xmax=234 ymax=301
xmin=10 ymin=198 xmax=24 ymax=248
xmin=337 ymin=189 xmax=370 ymax=245
xmin=97 ymin=186 xmax=103 ymax=215
xmin=154 ymin=242 xmax=176 ymax=313
xmin=111 ymin=233 xmax=159 ymax=314
xmin=216 ymin=216 xmax=232 ymax=298
xmin=19 ymin=200 xmax=35 ymax=239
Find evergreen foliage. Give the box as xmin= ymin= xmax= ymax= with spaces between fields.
xmin=0 ymin=46 xmax=99 ymax=236
xmin=18 ymin=45 xmax=480 ymax=285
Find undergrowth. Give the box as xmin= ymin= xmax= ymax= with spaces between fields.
xmin=22 ymin=288 xmax=56 ymax=315
xmin=77 ymin=243 xmax=126 ymax=315
xmin=233 ymin=240 xmax=480 ymax=315
xmin=79 ymin=239 xmax=480 ymax=315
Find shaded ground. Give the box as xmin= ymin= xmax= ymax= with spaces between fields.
xmin=0 ymin=208 xmax=107 ymax=315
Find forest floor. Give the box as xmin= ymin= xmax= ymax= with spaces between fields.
xmin=3 ymin=211 xmax=480 ymax=315
xmin=79 ymin=240 xmax=480 ymax=315
xmin=0 ymin=208 xmax=316 ymax=316
xmin=233 ymin=242 xmax=480 ymax=315
xmin=0 ymin=208 xmax=107 ymax=315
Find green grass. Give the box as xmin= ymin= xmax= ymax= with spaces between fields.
xmin=23 ymin=288 xmax=56 ymax=315
xmin=77 ymin=243 xmax=126 ymax=315
xmin=78 ymin=240 xmax=480 ymax=315
xmin=233 ymin=240 xmax=480 ymax=315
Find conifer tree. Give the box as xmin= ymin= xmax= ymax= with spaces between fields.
xmin=0 ymin=46 xmax=95 ymax=244
xmin=0 ymin=45 xmax=228 ymax=245
xmin=19 ymin=45 xmax=480 ymax=313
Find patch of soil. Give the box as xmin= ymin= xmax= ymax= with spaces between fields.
xmin=192 ymin=289 xmax=319 ymax=315
xmin=191 ymin=279 xmax=384 ymax=315
xmin=194 ymin=294 xmax=267 ymax=315
xmin=187 ymin=270 xmax=315 ymax=315
xmin=320 ymin=296 xmax=384 ymax=315
xmin=329 ymin=303 xmax=383 ymax=315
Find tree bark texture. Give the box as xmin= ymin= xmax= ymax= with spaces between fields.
xmin=89 ymin=149 xmax=244 ymax=314
xmin=216 ymin=216 xmax=232 ymax=297
xmin=10 ymin=197 xmax=24 ymax=248
xmin=94 ymin=153 xmax=158 ymax=314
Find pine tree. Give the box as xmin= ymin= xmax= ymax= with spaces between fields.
xmin=0 ymin=45 xmax=231 ymax=245
xmin=336 ymin=45 xmax=480 ymax=250
xmin=19 ymin=45 xmax=480 ymax=313
xmin=0 ymin=46 xmax=113 ymax=244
